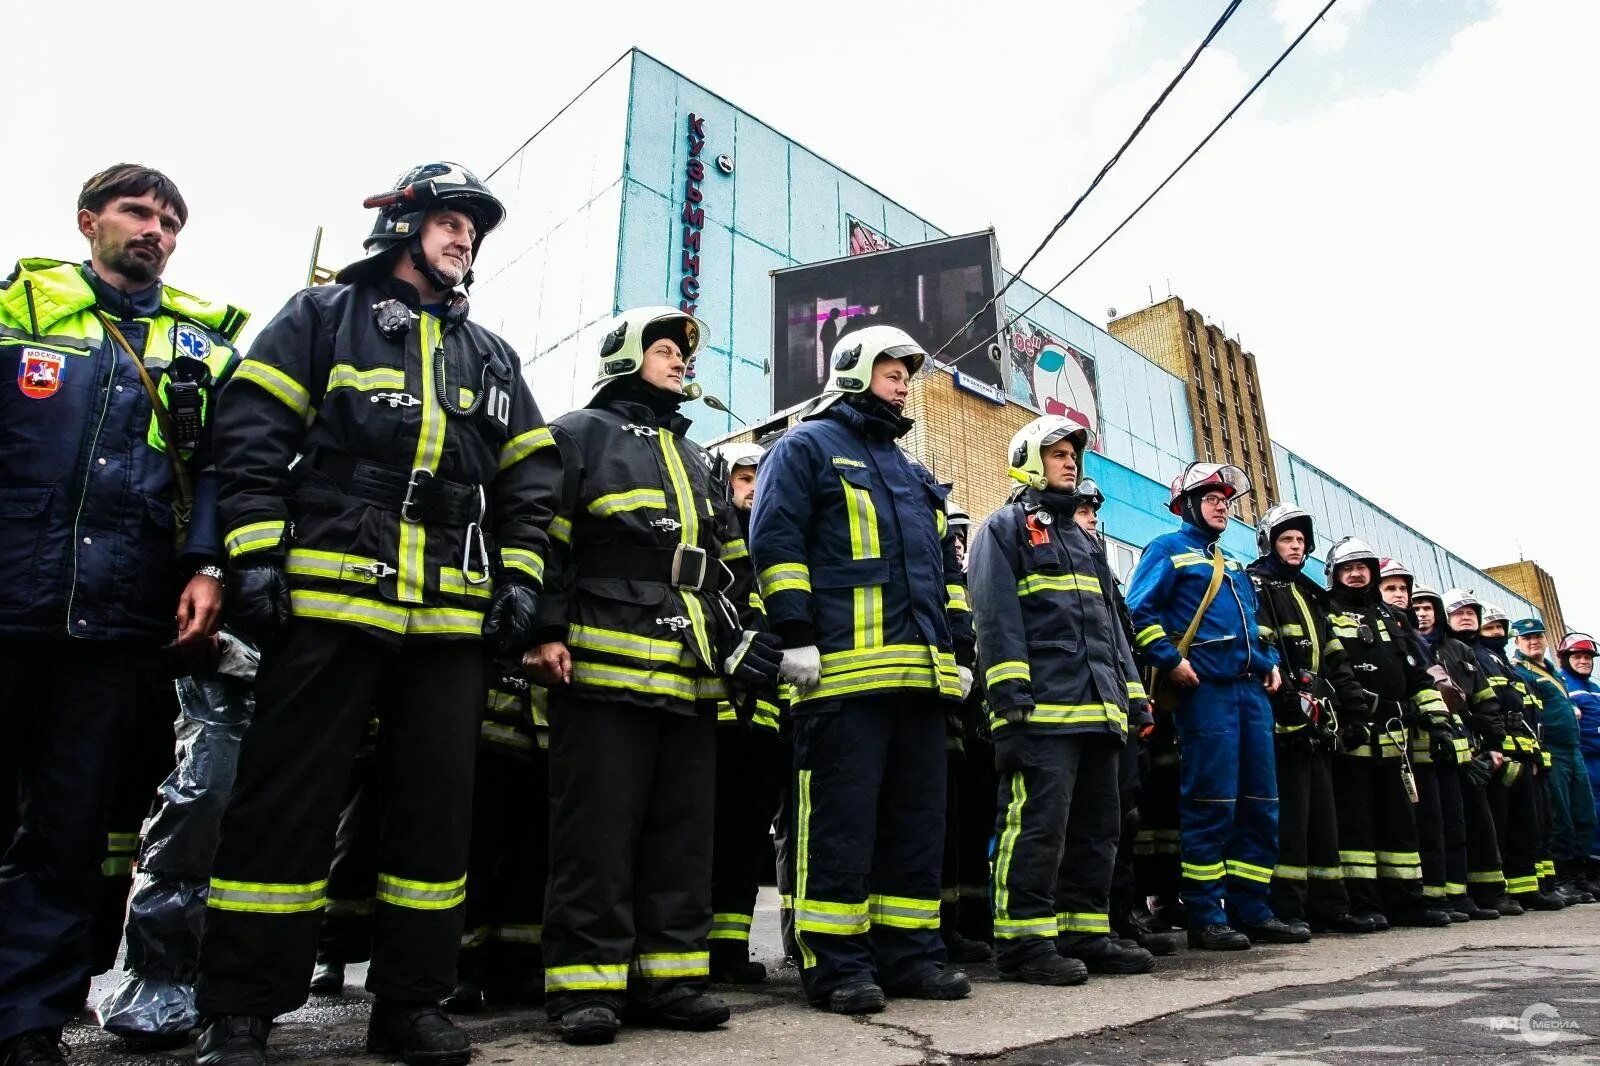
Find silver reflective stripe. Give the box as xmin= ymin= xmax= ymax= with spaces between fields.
xmin=375 ymin=872 xmax=466 ymax=910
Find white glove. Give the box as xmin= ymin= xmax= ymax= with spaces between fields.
xmin=779 ymin=645 xmax=822 ymax=693
xmin=958 ymin=665 xmax=974 ymax=700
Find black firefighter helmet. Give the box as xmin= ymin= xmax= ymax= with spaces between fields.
xmin=336 ymin=162 xmax=506 ymax=289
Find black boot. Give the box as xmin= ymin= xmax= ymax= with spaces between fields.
xmin=309 ymin=958 xmax=345 ymax=996
xmin=1393 ymin=907 xmax=1454 ymax=928
xmin=1187 ymin=924 xmax=1250 ymax=950
xmin=195 ymin=1015 xmax=270 ymax=1066
xmin=999 ymin=951 xmax=1088 ymax=986
xmin=710 ymin=940 xmax=769 ymax=984
xmin=628 ymin=987 xmax=730 ymax=1031
xmin=821 ymin=982 xmax=886 ymax=1014
xmin=1238 ymin=916 xmax=1312 ymax=944
xmin=1309 ymin=912 xmax=1378 ymax=934
xmin=1496 ymin=897 xmax=1526 ymax=917
xmin=554 ymin=1004 xmax=620 ymax=1045
xmin=1516 ymin=890 xmax=1568 ymax=912
xmin=439 ymin=981 xmax=483 ymax=1014
xmin=942 ymin=929 xmax=994 ymax=964
xmin=1452 ymin=896 xmax=1500 ymax=921
xmin=886 ymin=965 xmax=970 ymax=1000
xmin=0 ymin=1031 xmax=67 ymax=1066
xmin=1061 ymin=934 xmax=1156 ymax=973
xmin=1127 ymin=930 xmax=1179 ymax=956
xmin=365 ymin=999 xmax=470 ymax=1066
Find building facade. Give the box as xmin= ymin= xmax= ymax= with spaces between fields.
xmin=1484 ymin=560 xmax=1568 ymax=638
xmin=472 ymin=48 xmax=1537 ymax=618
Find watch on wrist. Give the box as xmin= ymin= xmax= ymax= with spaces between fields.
xmin=195 ymin=564 xmax=226 ymax=584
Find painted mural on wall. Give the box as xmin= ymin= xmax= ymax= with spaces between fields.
xmin=1008 ymin=320 xmax=1103 ymax=453
xmin=847 ymin=216 xmax=895 ymax=256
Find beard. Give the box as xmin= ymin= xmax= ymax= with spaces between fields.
xmin=104 ymin=239 xmax=164 ymax=284
xmin=428 ymin=252 xmax=469 ymax=288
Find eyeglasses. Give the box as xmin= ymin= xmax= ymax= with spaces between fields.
xmin=1199 ymin=493 xmax=1230 ymax=506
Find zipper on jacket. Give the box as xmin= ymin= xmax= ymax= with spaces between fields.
xmin=64 ymin=335 xmax=120 ymax=635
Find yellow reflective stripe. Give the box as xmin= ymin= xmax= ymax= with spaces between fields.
xmin=636 ymin=951 xmax=710 ymax=978
xmin=867 ymin=894 xmax=941 ymax=930
xmin=657 ymin=430 xmax=700 ymax=550
xmin=234 ymin=358 xmax=310 ymax=418
xmin=1308 ymin=866 xmax=1345 ymax=880
xmin=680 ymin=582 xmax=717 ymax=674
xmin=498 ymin=426 xmax=555 ymax=471
xmin=760 ymin=562 xmax=812 ymax=597
xmin=1287 ymin=584 xmax=1322 ymax=673
xmin=1182 ymin=862 xmax=1226 ymax=881
xmin=1135 ymin=624 xmax=1166 ymax=648
xmin=993 ymin=772 xmax=1026 ymax=928
xmin=839 ymin=475 xmax=881 ymax=560
xmin=994 ymin=915 xmax=1057 ymax=938
xmin=225 ymin=520 xmax=286 ymax=558
xmin=107 ymin=832 xmax=139 ymax=850
xmin=102 ymin=857 xmax=133 ymax=876
xmin=290 ymin=590 xmax=409 ymax=634
xmin=1468 ymin=870 xmax=1505 ymax=884
xmin=570 ymin=661 xmax=698 ymax=702
xmin=1017 ymin=572 xmax=1102 ymax=597
xmin=799 ymin=664 xmax=940 ymax=702
xmin=1057 ymin=912 xmax=1111 ymax=934
xmin=1126 ymin=680 xmax=1147 ymax=700
xmin=588 ymin=487 xmax=667 ymax=517
xmin=499 ymin=547 xmax=545 ymax=584
xmin=408 ymin=607 xmax=484 ymax=635
xmin=326 ymin=363 xmax=405 ymax=392
xmin=986 ymin=660 xmax=1031 ymax=688
xmin=438 ymin=569 xmax=493 ymax=600
xmin=550 ymin=515 xmax=573 ymax=545
xmin=480 ymin=721 xmax=534 ymax=750
xmin=1226 ymin=860 xmax=1274 ymax=885
xmin=545 ymin=963 xmax=628 ymax=992
xmin=1506 ymin=875 xmax=1540 ymax=894
xmin=708 ymin=913 xmax=753 ymax=940
xmin=376 ymin=872 xmax=467 ymax=910
xmin=996 ymin=703 xmax=1126 ymax=730
xmin=794 ymin=897 xmax=870 ymax=935
xmin=945 ymin=583 xmax=969 ymax=611
xmin=397 ymin=315 xmax=443 ymax=606
xmin=207 ymin=877 xmax=328 ymax=914
xmin=721 ymin=538 xmax=749 ymax=562
xmin=286 ymin=547 xmax=381 ymax=585
xmin=569 ymin=624 xmax=695 ymax=666
xmin=853 ymin=583 xmax=884 ymax=649
xmin=793 ymin=770 xmax=818 ymax=967
xmin=1274 ymin=864 xmax=1309 ymax=881
xmin=493 ymin=924 xmax=542 ymax=944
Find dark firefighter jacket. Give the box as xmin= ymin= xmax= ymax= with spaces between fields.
xmin=483 ymin=668 xmax=549 ymax=756
xmin=968 ymin=486 xmax=1144 ymax=738
xmin=749 ymin=396 xmax=973 ymax=708
xmin=0 ymin=258 xmax=245 ymax=642
xmin=1414 ymin=627 xmax=1495 ymax=764
xmin=534 ymin=392 xmax=752 ymax=716
xmin=1246 ymin=560 xmax=1367 ymax=741
xmin=214 ymin=277 xmax=559 ymax=642
xmin=717 ymin=507 xmax=780 ymax=731
xmin=1324 ymin=591 xmax=1446 ymax=759
xmin=1475 ymin=637 xmax=1542 ymax=763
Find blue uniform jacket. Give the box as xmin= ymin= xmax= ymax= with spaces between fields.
xmin=1561 ymin=667 xmax=1600 ymax=768
xmin=749 ymin=398 xmax=973 ymax=706
xmin=1125 ymin=520 xmax=1278 ymax=682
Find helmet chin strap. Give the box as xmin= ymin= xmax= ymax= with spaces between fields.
xmin=408 ymin=234 xmax=463 ymax=294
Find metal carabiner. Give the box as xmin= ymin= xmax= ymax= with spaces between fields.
xmin=462 ymin=485 xmax=491 ymax=585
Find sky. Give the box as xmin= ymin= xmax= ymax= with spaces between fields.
xmin=6 ymin=0 xmax=1596 ymax=628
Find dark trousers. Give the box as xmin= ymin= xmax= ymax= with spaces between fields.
xmin=1133 ymin=751 xmax=1182 ymax=911
xmin=1548 ymin=746 xmax=1597 ymax=865
xmin=542 ymin=696 xmax=715 ymax=1015
xmin=459 ymin=743 xmax=548 ymax=993
xmin=1271 ymin=738 xmax=1350 ymax=922
xmin=1490 ymin=763 xmax=1545 ymax=897
xmin=1463 ymin=776 xmax=1505 ymax=905
xmin=1333 ymin=755 xmax=1423 ymax=917
xmin=991 ymin=732 xmax=1121 ymax=964
xmin=318 ymin=751 xmax=382 ymax=965
xmin=772 ymin=733 xmax=798 ymax=960
xmin=954 ymin=732 xmax=996 ymax=941
xmin=196 ymin=622 xmax=481 ymax=1018
xmin=1174 ymin=679 xmax=1278 ymax=929
xmin=791 ymin=697 xmax=946 ymax=1001
xmin=0 ymin=642 xmax=145 ymax=1042
xmin=1415 ymin=761 xmax=1468 ymax=905
xmin=709 ymin=722 xmax=779 ymax=964
xmin=1108 ymin=733 xmax=1142 ymax=932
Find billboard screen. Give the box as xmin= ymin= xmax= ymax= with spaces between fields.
xmin=1009 ymin=319 xmax=1102 ymax=452
xmin=771 ymin=231 xmax=1005 ymax=413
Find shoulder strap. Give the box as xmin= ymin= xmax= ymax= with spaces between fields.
xmin=1176 ymin=544 xmax=1227 ymax=656
xmin=94 ymin=311 xmax=193 ymax=531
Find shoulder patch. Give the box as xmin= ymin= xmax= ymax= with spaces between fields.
xmin=17 ymin=348 xmax=65 ymax=398
xmin=170 ymin=322 xmax=213 ymax=360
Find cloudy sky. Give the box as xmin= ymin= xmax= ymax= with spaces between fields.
xmin=7 ymin=0 xmax=1595 ymax=627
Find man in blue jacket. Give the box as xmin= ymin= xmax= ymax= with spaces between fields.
xmin=751 ymin=325 xmax=975 ymax=1014
xmin=1125 ymin=463 xmax=1282 ymax=950
xmin=1557 ymin=632 xmax=1600 ymax=891
xmin=0 ymin=164 xmax=245 ymax=1066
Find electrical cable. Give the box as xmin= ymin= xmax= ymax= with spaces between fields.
xmin=486 ymin=49 xmax=632 ymax=181
xmin=929 ymin=0 xmax=1244 ymax=365
xmin=944 ymin=0 xmax=1341 ymax=371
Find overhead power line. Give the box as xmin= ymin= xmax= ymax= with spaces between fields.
xmin=486 ymin=49 xmax=632 ymax=182
xmin=930 ymin=0 xmax=1245 ymax=366
xmin=945 ymin=0 xmax=1342 ymax=370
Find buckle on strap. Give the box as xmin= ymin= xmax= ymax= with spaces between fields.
xmin=670 ymin=544 xmax=709 ymax=591
xmin=400 ymin=468 xmax=434 ymax=524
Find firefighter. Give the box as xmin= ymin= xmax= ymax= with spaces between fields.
xmin=1511 ymin=618 xmax=1599 ymax=903
xmin=195 ymin=163 xmax=561 ymax=1066
xmin=527 ymin=307 xmax=782 ymax=1045
xmin=751 ymin=325 xmax=975 ymax=1013
xmin=1410 ymin=585 xmax=1505 ymax=920
xmin=1248 ymin=506 xmax=1375 ymax=935
xmin=1379 ymin=561 xmax=1476 ymax=922
xmin=969 ymin=415 xmax=1154 ymax=983
xmin=445 ymin=670 xmax=551 ymax=1012
xmin=1125 ymin=463 xmax=1288 ymax=951
xmin=1 ymin=164 xmax=245 ymax=1066
xmin=1466 ymin=602 xmax=1566 ymax=911
xmin=1323 ymin=537 xmax=1449 ymax=928
xmin=1556 ymin=632 xmax=1600 ymax=890
xmin=704 ymin=441 xmax=785 ymax=984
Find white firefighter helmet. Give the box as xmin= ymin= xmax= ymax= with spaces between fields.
xmin=590 ymin=306 xmax=708 ymax=400
xmin=1325 ymin=535 xmax=1381 ymax=589
xmin=828 ymin=325 xmax=927 ymax=394
xmin=1481 ymin=603 xmax=1510 ymax=628
xmin=945 ymin=500 xmax=971 ymax=533
xmin=1167 ymin=462 xmax=1250 ymax=515
xmin=1443 ymin=588 xmax=1482 ymax=623
xmin=707 ymin=441 xmax=765 ymax=472
xmin=1008 ymin=414 xmax=1094 ymax=490
xmin=1379 ymin=557 xmax=1413 ymax=589
xmin=1412 ymin=582 xmax=1443 ymax=607
xmin=1256 ymin=502 xmax=1314 ymax=558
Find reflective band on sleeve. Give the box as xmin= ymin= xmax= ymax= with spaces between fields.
xmin=985 ymin=661 xmax=1031 ymax=688
xmin=945 ymin=583 xmax=969 ymax=611
xmin=635 ymin=951 xmax=710 ymax=979
xmin=759 ymin=562 xmax=812 ymax=597
xmin=721 ymin=538 xmax=749 ymax=562
xmin=226 ymin=520 xmax=286 ymax=558
xmin=234 ymin=359 xmax=310 ymax=418
xmin=207 ymin=877 xmax=328 ymax=914
xmin=545 ymin=963 xmax=629 ymax=993
xmin=549 ymin=515 xmax=573 ymax=545
xmin=1135 ymin=624 xmax=1166 ymax=648
xmin=1126 ymin=680 xmax=1148 ymax=700
xmin=375 ymin=872 xmax=467 ymax=911
xmin=438 ymin=570 xmax=494 ymax=601
xmin=500 ymin=547 xmax=545 ymax=584
xmin=498 ymin=427 xmax=555 ymax=471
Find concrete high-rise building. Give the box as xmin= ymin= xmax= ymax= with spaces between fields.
xmin=1483 ymin=559 xmax=1568 ymax=638
xmin=1109 ymin=297 xmax=1276 ymax=524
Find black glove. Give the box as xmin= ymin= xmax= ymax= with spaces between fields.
xmin=1460 ymin=751 xmax=1495 ymax=789
xmin=721 ymin=629 xmax=784 ymax=690
xmin=1338 ymin=719 xmax=1372 ymax=753
xmin=1428 ymin=726 xmax=1460 ymax=765
xmin=482 ymin=581 xmax=539 ymax=661
xmin=227 ymin=563 xmax=291 ymax=648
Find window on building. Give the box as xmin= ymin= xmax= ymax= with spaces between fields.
xmin=1187 ymin=330 xmax=1198 ymax=353
xmin=1106 ymin=537 xmax=1142 ymax=585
